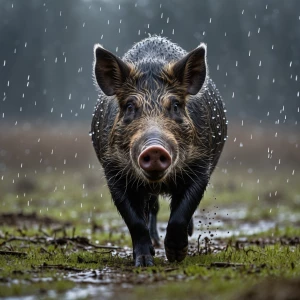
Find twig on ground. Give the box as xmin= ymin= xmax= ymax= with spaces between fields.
xmin=0 ymin=250 xmax=27 ymax=257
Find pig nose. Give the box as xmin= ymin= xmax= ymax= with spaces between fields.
xmin=138 ymin=146 xmax=171 ymax=173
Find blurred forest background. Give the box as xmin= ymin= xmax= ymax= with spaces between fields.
xmin=0 ymin=0 xmax=299 ymax=182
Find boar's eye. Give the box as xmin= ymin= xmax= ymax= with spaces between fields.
xmin=126 ymin=102 xmax=134 ymax=114
xmin=169 ymin=99 xmax=184 ymax=123
xmin=173 ymin=101 xmax=179 ymax=112
xmin=171 ymin=100 xmax=182 ymax=114
xmin=123 ymin=101 xmax=136 ymax=124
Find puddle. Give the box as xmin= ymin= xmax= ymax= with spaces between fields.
xmin=63 ymin=285 xmax=114 ymax=300
xmin=3 ymin=285 xmax=115 ymax=300
xmin=67 ymin=268 xmax=128 ymax=284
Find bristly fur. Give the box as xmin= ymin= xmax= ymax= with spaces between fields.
xmin=91 ymin=36 xmax=227 ymax=266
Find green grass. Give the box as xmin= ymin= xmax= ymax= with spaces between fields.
xmin=0 ymin=167 xmax=300 ymax=299
xmin=0 ymin=235 xmax=299 ymax=299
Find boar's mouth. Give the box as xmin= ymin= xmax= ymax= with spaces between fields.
xmin=142 ymin=169 xmax=167 ymax=181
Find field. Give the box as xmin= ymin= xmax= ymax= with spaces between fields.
xmin=0 ymin=121 xmax=299 ymax=299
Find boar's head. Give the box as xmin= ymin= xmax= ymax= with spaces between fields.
xmin=93 ymin=43 xmax=208 ymax=184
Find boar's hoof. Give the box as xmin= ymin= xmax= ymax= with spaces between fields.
xmin=165 ymin=245 xmax=188 ymax=263
xmin=135 ymin=255 xmax=154 ymax=267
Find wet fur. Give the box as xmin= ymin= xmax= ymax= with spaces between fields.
xmin=91 ymin=36 xmax=227 ymax=266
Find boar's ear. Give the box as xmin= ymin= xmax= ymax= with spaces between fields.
xmin=94 ymin=44 xmax=131 ymax=96
xmin=172 ymin=43 xmax=207 ymax=95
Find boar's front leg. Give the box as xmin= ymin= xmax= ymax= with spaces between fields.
xmin=107 ymin=179 xmax=155 ymax=267
xmin=165 ymin=173 xmax=209 ymax=262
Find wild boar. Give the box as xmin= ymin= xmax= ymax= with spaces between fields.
xmin=91 ymin=36 xmax=227 ymax=266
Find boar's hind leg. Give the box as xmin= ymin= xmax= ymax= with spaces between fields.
xmin=148 ymin=195 xmax=160 ymax=247
xmin=108 ymin=181 xmax=155 ymax=267
xmin=165 ymin=175 xmax=208 ymax=263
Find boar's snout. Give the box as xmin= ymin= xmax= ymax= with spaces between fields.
xmin=138 ymin=145 xmax=172 ymax=180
